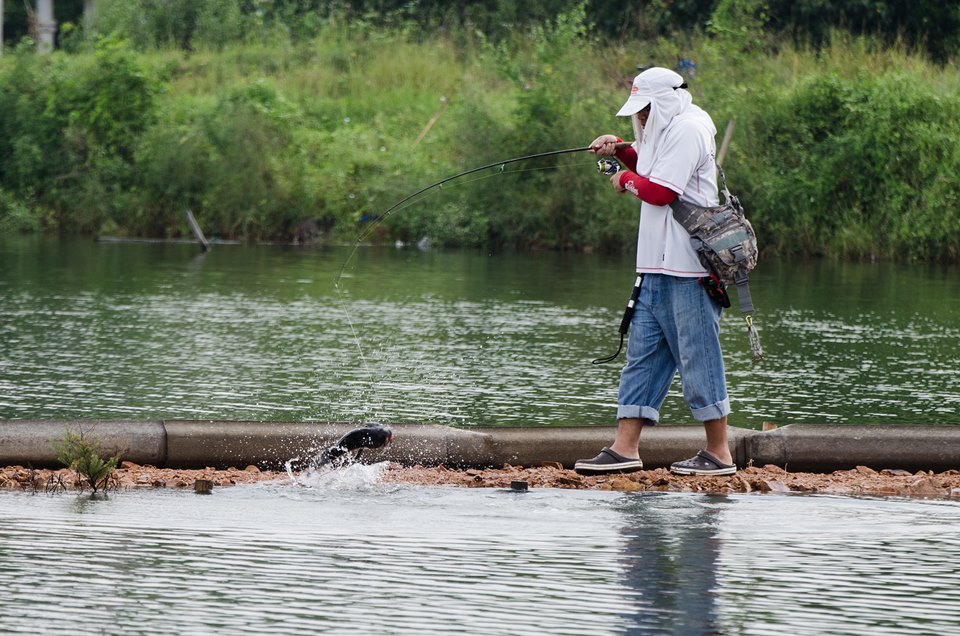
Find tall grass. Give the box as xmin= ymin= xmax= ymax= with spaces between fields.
xmin=0 ymin=17 xmax=958 ymax=260
xmin=694 ymin=31 xmax=960 ymax=260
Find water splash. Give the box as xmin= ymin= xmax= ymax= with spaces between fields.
xmin=287 ymin=459 xmax=389 ymax=491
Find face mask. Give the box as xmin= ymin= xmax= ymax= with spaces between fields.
xmin=631 ymin=112 xmax=644 ymax=149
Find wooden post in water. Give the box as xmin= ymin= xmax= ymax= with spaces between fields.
xmin=510 ymin=480 xmax=529 ymax=492
xmin=717 ymin=119 xmax=735 ymax=165
xmin=185 ymin=209 xmax=210 ymax=252
xmin=194 ymin=479 xmax=213 ymax=494
xmin=412 ymin=97 xmax=448 ymax=148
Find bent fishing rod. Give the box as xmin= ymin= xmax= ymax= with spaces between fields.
xmin=333 ymin=141 xmax=632 ymax=375
xmin=334 ymin=142 xmax=632 ymax=288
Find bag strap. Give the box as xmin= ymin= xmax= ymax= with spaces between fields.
xmin=733 ymin=270 xmax=754 ymax=315
xmin=715 ymin=164 xmax=765 ymax=362
xmin=717 ymin=163 xmax=732 ymax=206
xmin=719 ymin=162 xmax=751 ymax=317
xmin=732 ymin=270 xmax=764 ymax=362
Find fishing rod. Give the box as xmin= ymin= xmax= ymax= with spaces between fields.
xmin=333 ymin=141 xmax=632 ymax=382
xmin=334 ymin=142 xmax=633 ymax=288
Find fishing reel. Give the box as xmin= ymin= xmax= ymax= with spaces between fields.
xmin=596 ymin=158 xmax=622 ymax=176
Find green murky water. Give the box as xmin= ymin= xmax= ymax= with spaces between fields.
xmin=1 ymin=236 xmax=958 ymax=427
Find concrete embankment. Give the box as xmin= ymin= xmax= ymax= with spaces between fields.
xmin=1 ymin=420 xmax=958 ymax=473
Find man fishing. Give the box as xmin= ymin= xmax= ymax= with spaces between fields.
xmin=575 ymin=66 xmax=736 ymax=477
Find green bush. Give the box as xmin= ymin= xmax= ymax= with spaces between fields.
xmin=53 ymin=429 xmax=120 ymax=494
xmin=0 ymin=36 xmax=160 ymax=233
xmin=737 ymin=70 xmax=960 ymax=260
xmin=0 ymin=8 xmax=958 ymax=259
xmin=0 ymin=187 xmax=41 ymax=232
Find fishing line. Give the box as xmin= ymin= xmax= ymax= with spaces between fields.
xmin=335 ymin=157 xmax=587 ymax=369
xmin=334 ymin=145 xmax=602 ymax=290
xmin=491 ymin=159 xmax=591 ymax=175
xmin=332 ymin=145 xmax=609 ymax=386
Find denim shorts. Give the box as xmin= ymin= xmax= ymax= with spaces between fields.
xmin=617 ymin=274 xmax=731 ymax=423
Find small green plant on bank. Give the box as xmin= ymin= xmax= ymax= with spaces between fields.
xmin=53 ymin=429 xmax=120 ymax=494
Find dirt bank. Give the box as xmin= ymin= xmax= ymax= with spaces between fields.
xmin=3 ymin=461 xmax=960 ymax=499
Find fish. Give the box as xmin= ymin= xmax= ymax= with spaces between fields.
xmin=315 ymin=425 xmax=394 ymax=468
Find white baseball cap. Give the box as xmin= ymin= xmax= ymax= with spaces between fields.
xmin=616 ymin=67 xmax=687 ymax=117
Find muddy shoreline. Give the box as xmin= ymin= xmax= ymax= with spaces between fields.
xmin=3 ymin=461 xmax=960 ymax=499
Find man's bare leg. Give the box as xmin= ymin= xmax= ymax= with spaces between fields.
xmin=607 ymin=416 xmax=732 ymax=465
xmin=704 ymin=416 xmax=732 ymax=465
xmin=609 ymin=417 xmax=650 ymax=459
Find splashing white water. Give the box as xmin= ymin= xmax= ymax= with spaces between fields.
xmin=287 ymin=459 xmax=389 ymax=491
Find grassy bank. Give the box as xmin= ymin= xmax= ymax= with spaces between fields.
xmin=1 ymin=15 xmax=958 ymax=260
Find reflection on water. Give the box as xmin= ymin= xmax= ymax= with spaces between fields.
xmin=1 ymin=236 xmax=959 ymax=427
xmin=614 ymin=493 xmax=960 ymax=636
xmin=1 ymin=485 xmax=959 ymax=635
xmin=615 ymin=495 xmax=724 ymax=634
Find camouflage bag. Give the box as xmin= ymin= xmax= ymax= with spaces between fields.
xmin=670 ymin=166 xmax=764 ymax=361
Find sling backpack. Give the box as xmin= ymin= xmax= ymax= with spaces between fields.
xmin=669 ymin=165 xmax=764 ymax=362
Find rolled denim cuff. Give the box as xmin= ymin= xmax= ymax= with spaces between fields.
xmin=691 ymin=398 xmax=731 ymax=422
xmin=617 ymin=405 xmax=660 ymax=424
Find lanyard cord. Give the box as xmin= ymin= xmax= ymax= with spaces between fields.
xmin=592 ymin=274 xmax=643 ymax=364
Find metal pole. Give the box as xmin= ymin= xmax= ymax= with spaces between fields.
xmin=1 ymin=0 xmax=5 ymax=58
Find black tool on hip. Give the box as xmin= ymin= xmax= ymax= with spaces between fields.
xmin=592 ymin=275 xmax=643 ymax=365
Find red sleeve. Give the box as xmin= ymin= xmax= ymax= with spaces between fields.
xmin=617 ymin=171 xmax=677 ymax=206
xmin=613 ymin=137 xmax=638 ymax=172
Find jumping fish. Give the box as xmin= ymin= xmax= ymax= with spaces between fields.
xmin=315 ymin=425 xmax=394 ymax=468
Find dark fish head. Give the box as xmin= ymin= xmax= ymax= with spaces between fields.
xmin=335 ymin=425 xmax=393 ymax=452
xmin=364 ymin=426 xmax=393 ymax=448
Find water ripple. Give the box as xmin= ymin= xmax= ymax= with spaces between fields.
xmin=2 ymin=489 xmax=960 ymax=635
xmin=2 ymin=240 xmax=959 ymax=427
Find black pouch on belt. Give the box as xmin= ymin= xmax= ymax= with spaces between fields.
xmin=699 ymin=274 xmax=731 ymax=308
